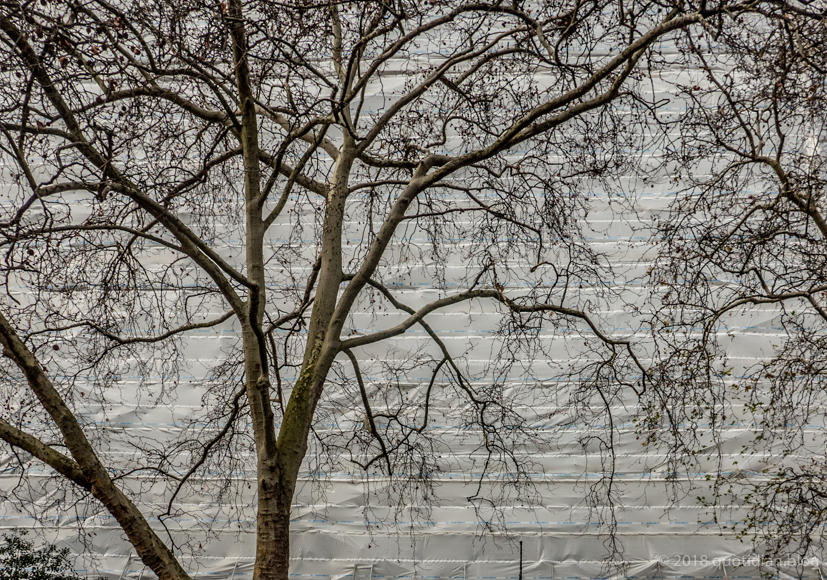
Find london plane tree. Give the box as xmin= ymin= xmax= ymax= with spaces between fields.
xmin=0 ymin=1 xmax=824 ymax=580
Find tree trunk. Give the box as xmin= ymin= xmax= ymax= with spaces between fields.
xmin=254 ymin=463 xmax=293 ymax=580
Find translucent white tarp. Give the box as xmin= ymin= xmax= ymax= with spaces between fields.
xmin=0 ymin=34 xmax=822 ymax=580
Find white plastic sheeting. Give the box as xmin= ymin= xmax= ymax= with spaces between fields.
xmin=2 ymin=197 xmax=816 ymax=580
xmin=1 ymin=47 xmax=823 ymax=580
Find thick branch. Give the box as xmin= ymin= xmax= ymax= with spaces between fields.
xmin=31 ymin=311 xmax=236 ymax=346
xmin=0 ymin=418 xmax=90 ymax=489
xmin=0 ymin=312 xmax=190 ymax=580
xmin=0 ymin=16 xmax=246 ymax=314
xmin=339 ymin=286 xmax=648 ymax=380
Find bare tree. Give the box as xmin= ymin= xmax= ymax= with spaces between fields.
xmin=647 ymin=5 xmax=827 ymax=569
xmin=0 ymin=1 xmax=822 ymax=580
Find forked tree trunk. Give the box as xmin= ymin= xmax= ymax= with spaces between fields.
xmin=256 ymin=160 xmax=353 ymax=580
